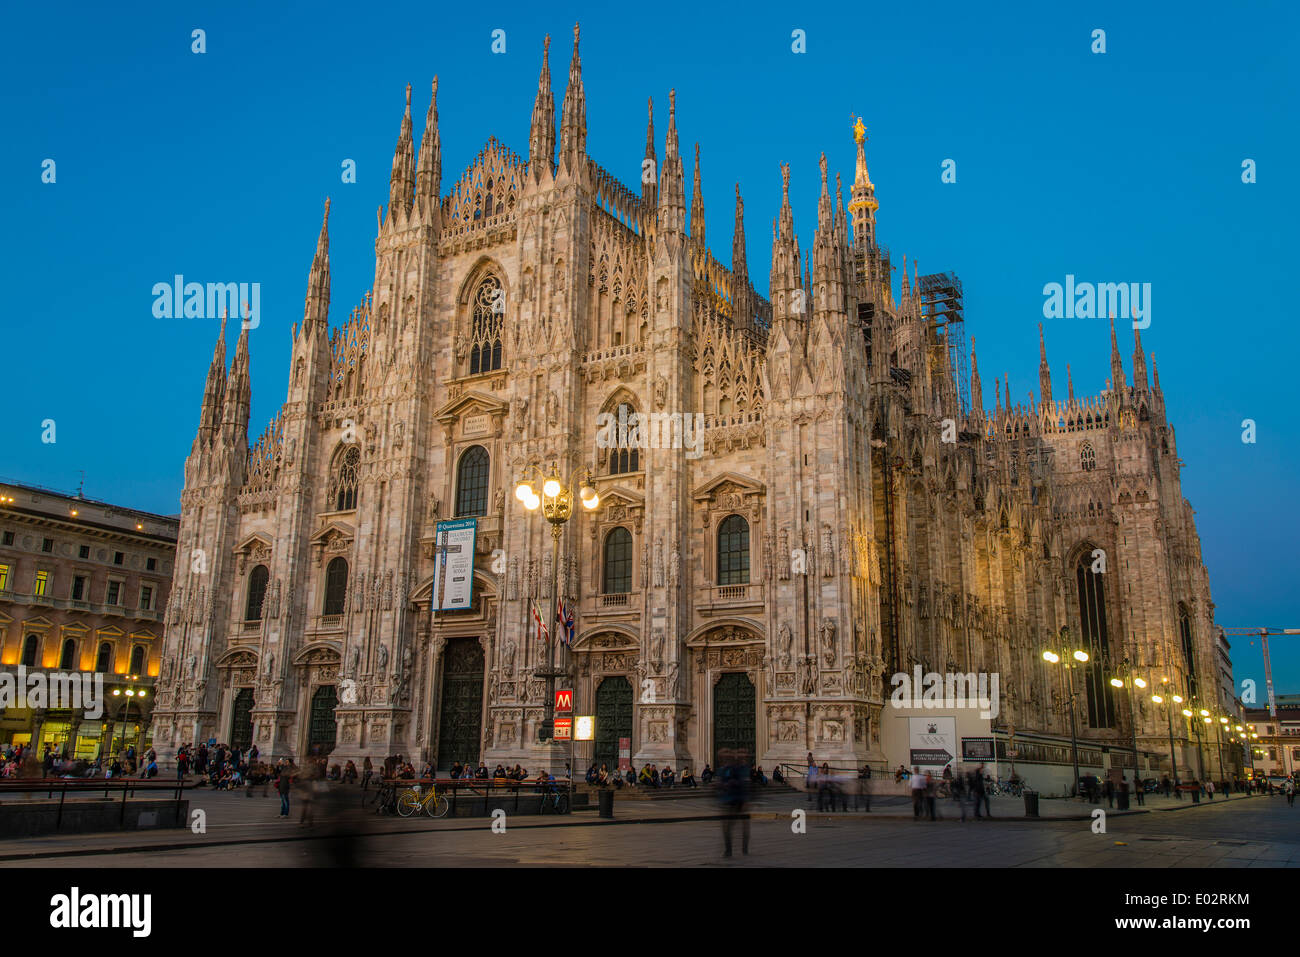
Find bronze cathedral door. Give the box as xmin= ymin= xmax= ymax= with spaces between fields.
xmin=436 ymin=638 xmax=485 ymax=770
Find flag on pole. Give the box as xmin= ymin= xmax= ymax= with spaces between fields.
xmin=557 ymin=596 xmax=575 ymax=647
xmin=531 ymin=599 xmax=549 ymax=643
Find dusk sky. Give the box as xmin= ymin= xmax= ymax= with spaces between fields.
xmin=2 ymin=0 xmax=1296 ymax=690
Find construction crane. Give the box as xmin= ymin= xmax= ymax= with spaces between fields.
xmin=1218 ymin=626 xmax=1300 ymax=718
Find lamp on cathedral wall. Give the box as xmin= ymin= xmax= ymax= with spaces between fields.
xmin=1042 ymin=626 xmax=1088 ymax=797
xmin=514 ymin=464 xmax=599 ymax=753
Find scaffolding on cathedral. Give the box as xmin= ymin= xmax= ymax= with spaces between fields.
xmin=918 ymin=272 xmax=969 ymax=415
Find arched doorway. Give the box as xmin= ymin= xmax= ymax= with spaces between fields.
xmin=308 ymin=685 xmax=337 ymax=758
xmin=230 ymin=688 xmax=254 ymax=751
xmin=594 ymin=676 xmax=633 ymax=771
xmin=437 ymin=638 xmax=485 ymax=769
xmin=713 ymin=673 xmax=756 ymax=767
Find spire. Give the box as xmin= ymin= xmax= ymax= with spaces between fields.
xmin=1067 ymin=363 xmax=1075 ymax=404
xmin=558 ymin=23 xmax=586 ymax=173
xmin=221 ymin=322 xmax=251 ymax=438
xmin=1132 ymin=324 xmax=1148 ymax=391
xmin=817 ymin=152 xmax=832 ymax=232
xmin=416 ymin=78 xmax=441 ymax=217
xmin=970 ymin=338 xmax=983 ymax=418
xmin=690 ymin=142 xmax=705 ymax=246
xmin=901 ymin=254 xmax=910 ymax=300
xmin=834 ymin=171 xmax=847 ymax=244
xmin=641 ymin=97 xmax=657 ymax=208
xmin=848 ymin=114 xmax=878 ymax=250
xmin=387 ymin=84 xmax=415 ymax=222
xmin=732 ymin=183 xmax=747 ymax=280
xmin=304 ymin=198 xmax=331 ymax=328
xmin=994 ymin=370 xmax=1003 ymax=416
xmin=1151 ymin=355 xmax=1161 ymax=393
xmin=656 ymin=89 xmax=685 ymax=235
xmin=1109 ymin=314 xmax=1126 ymax=392
xmin=1004 ymin=373 xmax=1011 ymax=413
xmin=198 ymin=312 xmax=228 ymax=441
xmin=528 ymin=35 xmax=555 ymax=180
xmin=1038 ymin=323 xmax=1052 ymax=405
xmin=778 ymin=162 xmax=794 ymax=242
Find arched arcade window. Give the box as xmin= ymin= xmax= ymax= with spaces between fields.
xmin=323 ymin=557 xmax=349 ymax=616
xmin=603 ymin=527 xmax=633 ymax=594
xmin=455 ymin=446 xmax=490 ymax=517
xmin=245 ymin=564 xmax=270 ymax=621
xmin=717 ymin=515 xmax=751 ymax=585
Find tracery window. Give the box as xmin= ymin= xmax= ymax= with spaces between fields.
xmin=330 ymin=446 xmax=361 ymax=511
xmin=1080 ymin=442 xmax=1096 ymax=472
xmin=1075 ymin=551 xmax=1116 ymax=728
xmin=469 ymin=277 xmax=503 ymax=375
xmin=609 ymin=402 xmax=640 ymax=475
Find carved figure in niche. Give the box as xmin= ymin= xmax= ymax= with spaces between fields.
xmin=502 ymin=638 xmax=517 ymax=674
xmin=494 ymin=488 xmax=505 ymax=513
xmin=546 ymin=391 xmax=559 ymax=426
xmin=654 ymin=375 xmax=667 ymax=411
xmin=778 ymin=623 xmax=793 ymax=668
xmin=668 ymin=545 xmax=679 ymax=590
xmin=285 ymin=438 xmax=297 ymax=466
xmin=392 ymin=421 xmax=404 ymax=449
xmin=511 ymin=394 xmax=529 ymax=434
xmin=377 ymin=643 xmax=389 ymax=672
xmin=348 ymin=646 xmax=361 ymax=677
xmin=653 ymin=536 xmax=664 ymax=588
xmin=186 ymin=654 xmax=197 ymax=679
xmin=428 ymin=496 xmax=440 ymax=520
xmin=820 ymin=618 xmax=836 ymax=664
xmin=264 ymin=652 xmax=275 ymax=678
xmin=651 ymin=628 xmax=665 ymax=666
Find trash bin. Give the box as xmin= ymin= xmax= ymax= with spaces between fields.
xmin=1191 ymin=788 xmax=1200 ymax=804
xmin=598 ymin=789 xmax=614 ymax=818
xmin=1117 ymin=790 xmax=1130 ymax=811
xmin=1023 ymin=790 xmax=1039 ymax=817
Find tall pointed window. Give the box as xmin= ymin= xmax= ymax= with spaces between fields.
xmin=1179 ymin=604 xmax=1198 ymax=699
xmin=246 ymin=564 xmax=270 ymax=621
xmin=323 ymin=557 xmax=349 ymax=616
xmin=470 ymin=277 xmax=503 ymax=375
xmin=1075 ymin=550 xmax=1116 ymax=728
xmin=455 ymin=446 xmax=490 ymax=517
xmin=330 ymin=446 xmax=361 ymax=511
xmin=603 ymin=527 xmax=633 ymax=594
xmin=717 ymin=515 xmax=751 ymax=585
xmin=1080 ymin=442 xmax=1096 ymax=471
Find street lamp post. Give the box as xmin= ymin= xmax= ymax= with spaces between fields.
xmin=1108 ymin=655 xmax=1148 ymax=784
xmin=514 ymin=465 xmax=599 ymax=769
xmin=1043 ymin=627 xmax=1089 ymax=798
xmin=1150 ymin=683 xmax=1183 ymax=790
xmin=111 ymin=676 xmax=147 ymax=769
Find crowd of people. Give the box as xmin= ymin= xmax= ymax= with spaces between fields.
xmin=0 ymin=742 xmax=159 ymax=780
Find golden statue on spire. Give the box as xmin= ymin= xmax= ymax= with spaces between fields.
xmin=851 ymin=114 xmax=867 ymax=145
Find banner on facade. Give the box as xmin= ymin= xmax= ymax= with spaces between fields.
xmin=432 ymin=518 xmax=477 ymax=611
xmin=962 ymin=737 xmax=995 ymax=762
xmin=909 ymin=716 xmax=956 ymax=769
xmin=553 ymin=717 xmax=572 ymax=741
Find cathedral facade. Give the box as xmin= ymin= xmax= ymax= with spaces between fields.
xmin=149 ymin=27 xmax=1223 ymax=780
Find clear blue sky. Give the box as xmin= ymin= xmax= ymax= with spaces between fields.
xmin=2 ymin=1 xmax=1296 ymax=692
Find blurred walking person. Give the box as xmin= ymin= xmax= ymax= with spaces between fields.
xmin=719 ymin=749 xmax=751 ymax=857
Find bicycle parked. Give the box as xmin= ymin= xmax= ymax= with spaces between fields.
xmin=396 ymin=781 xmax=450 ymax=818
xmin=365 ymin=780 xmax=399 ymax=815
xmin=538 ymin=784 xmax=570 ymax=815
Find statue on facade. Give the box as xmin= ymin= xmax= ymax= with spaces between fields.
xmin=348 ymin=646 xmax=361 ymax=677
xmin=377 ymin=643 xmax=389 ymax=672
xmin=778 ymin=623 xmax=793 ymax=668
